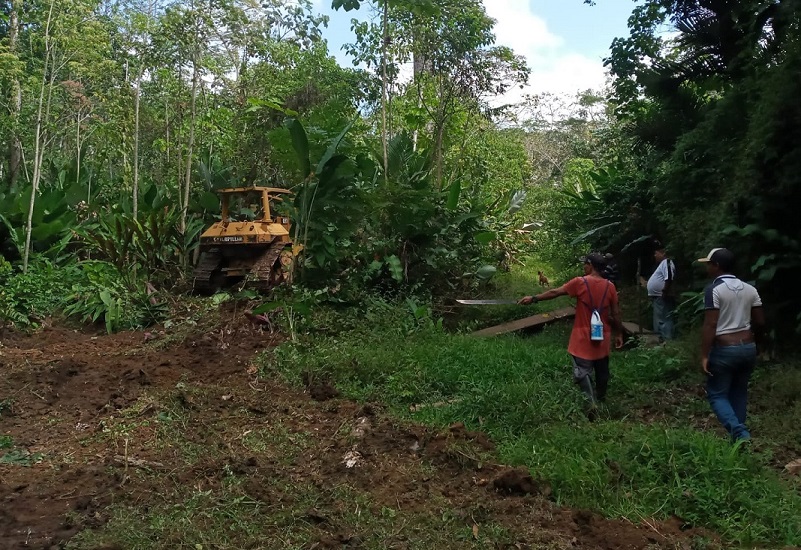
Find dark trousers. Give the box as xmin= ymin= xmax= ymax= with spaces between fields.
xmin=570 ymin=355 xmax=610 ymax=405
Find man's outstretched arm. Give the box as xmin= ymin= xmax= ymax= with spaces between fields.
xmin=519 ymin=285 xmax=568 ymax=305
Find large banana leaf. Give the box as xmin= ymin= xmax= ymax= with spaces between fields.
xmin=316 ymin=119 xmax=355 ymax=174
xmin=287 ymin=118 xmax=311 ymax=178
xmin=570 ymin=221 xmax=623 ymax=245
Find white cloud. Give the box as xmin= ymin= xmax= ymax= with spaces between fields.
xmin=484 ymin=0 xmax=608 ymax=103
xmin=325 ymin=0 xmax=608 ymax=112
xmin=528 ymin=53 xmax=607 ymax=95
xmin=484 ymin=0 xmax=563 ymax=54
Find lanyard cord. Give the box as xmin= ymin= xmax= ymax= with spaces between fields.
xmin=581 ymin=277 xmax=610 ymax=313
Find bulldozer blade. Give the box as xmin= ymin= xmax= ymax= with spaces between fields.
xmin=456 ymin=299 xmax=519 ymax=305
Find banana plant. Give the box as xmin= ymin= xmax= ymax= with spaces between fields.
xmin=286 ymin=117 xmax=362 ymax=279
xmin=0 ymin=167 xmax=84 ymax=259
xmin=75 ymin=207 xmax=202 ymax=284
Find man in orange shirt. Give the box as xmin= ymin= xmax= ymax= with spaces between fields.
xmin=519 ymin=253 xmax=624 ymax=415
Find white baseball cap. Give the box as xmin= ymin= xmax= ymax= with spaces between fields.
xmin=697 ymin=248 xmax=734 ymax=267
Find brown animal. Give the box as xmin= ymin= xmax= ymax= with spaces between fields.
xmin=538 ymin=270 xmax=550 ymax=287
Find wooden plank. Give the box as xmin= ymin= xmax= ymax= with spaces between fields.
xmin=472 ymin=306 xmax=576 ymax=337
xmin=622 ymin=321 xmax=654 ymax=335
xmin=472 ymin=307 xmax=653 ymax=339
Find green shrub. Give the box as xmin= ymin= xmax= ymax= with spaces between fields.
xmin=63 ymin=261 xmax=167 ymax=333
xmin=0 ymin=257 xmax=75 ymax=327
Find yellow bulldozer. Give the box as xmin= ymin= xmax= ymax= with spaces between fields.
xmin=193 ymin=186 xmax=299 ymax=292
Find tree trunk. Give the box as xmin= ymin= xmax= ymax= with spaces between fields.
xmin=133 ymin=71 xmax=143 ymax=218
xmin=176 ymin=104 xmax=182 ymax=212
xmin=75 ymin=111 xmax=81 ymax=185
xmin=412 ymin=90 xmax=422 ymax=152
xmin=165 ymin=99 xmax=170 ymax=166
xmin=24 ymin=0 xmax=55 ymax=273
xmin=181 ymin=51 xmax=199 ymax=234
xmin=435 ymin=120 xmax=444 ymax=190
xmin=380 ymin=0 xmax=389 ymax=182
xmin=7 ymin=0 xmax=23 ymax=187
xmin=433 ymin=74 xmax=449 ymax=190
xmin=132 ymin=0 xmax=155 ymax=219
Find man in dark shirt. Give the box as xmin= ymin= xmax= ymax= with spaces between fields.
xmin=602 ymin=253 xmax=620 ymax=287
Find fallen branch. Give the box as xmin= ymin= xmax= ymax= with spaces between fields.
xmin=113 ymin=455 xmax=164 ymax=470
xmin=409 ymin=398 xmax=462 ymax=413
xmin=30 ymin=389 xmax=46 ymax=401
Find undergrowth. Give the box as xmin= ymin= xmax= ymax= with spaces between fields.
xmin=0 ymin=256 xmax=167 ymax=332
xmin=261 ymin=296 xmax=801 ymax=546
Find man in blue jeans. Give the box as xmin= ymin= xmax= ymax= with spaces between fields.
xmin=698 ymin=248 xmax=766 ymax=442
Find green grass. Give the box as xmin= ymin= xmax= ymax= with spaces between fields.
xmin=64 ymin=262 xmax=801 ymax=548
xmin=67 ymin=479 xmax=519 ymax=550
xmin=261 ymin=297 xmax=801 ymax=547
xmin=67 ymin=392 xmax=518 ymax=550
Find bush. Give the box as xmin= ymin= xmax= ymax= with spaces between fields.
xmin=63 ymin=261 xmax=167 ymax=333
xmin=0 ymin=257 xmax=74 ymax=327
xmin=0 ymin=256 xmax=166 ymax=333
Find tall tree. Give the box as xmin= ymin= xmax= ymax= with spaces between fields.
xmin=593 ymin=0 xmax=801 ymax=332
xmin=154 ymin=1 xmax=211 ymax=233
xmin=19 ymin=0 xmax=116 ymax=268
xmin=341 ymin=0 xmax=528 ymax=188
xmin=380 ymin=0 xmax=388 ymax=181
xmin=120 ymin=0 xmax=163 ymax=218
xmin=24 ymin=0 xmax=56 ymax=272
xmin=5 ymin=0 xmax=23 ymax=187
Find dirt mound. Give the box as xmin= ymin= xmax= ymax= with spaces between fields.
xmin=0 ymin=312 xmax=279 ymax=548
xmin=302 ymin=371 xmax=341 ymax=401
xmin=493 ymin=467 xmax=551 ymax=496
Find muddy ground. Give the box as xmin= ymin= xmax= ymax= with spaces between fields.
xmin=0 ymin=308 xmax=715 ymax=549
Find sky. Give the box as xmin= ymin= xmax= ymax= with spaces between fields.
xmin=311 ymin=0 xmax=638 ymax=100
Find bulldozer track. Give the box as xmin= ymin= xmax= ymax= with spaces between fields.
xmin=193 ymin=248 xmax=223 ymax=292
xmin=249 ymin=240 xmax=289 ymax=290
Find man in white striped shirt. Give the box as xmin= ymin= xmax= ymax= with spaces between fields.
xmin=646 ymin=241 xmax=676 ymax=341
xmin=698 ymin=248 xmax=766 ymax=442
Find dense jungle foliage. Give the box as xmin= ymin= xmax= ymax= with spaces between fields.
xmin=2 ymin=1 xmax=801 ymax=548
xmin=0 ymin=0 xmax=798 ymax=334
